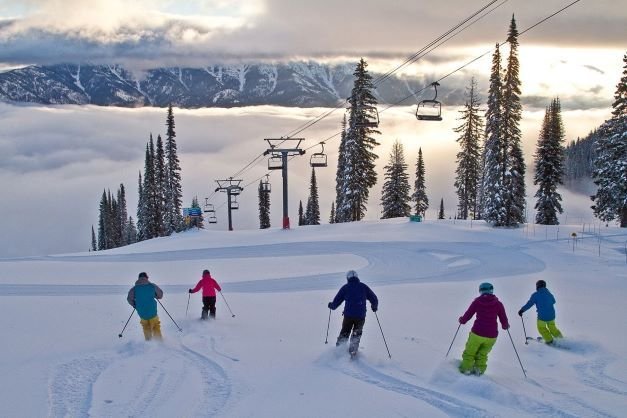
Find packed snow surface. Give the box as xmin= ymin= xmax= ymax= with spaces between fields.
xmin=1 ymin=218 xmax=626 ymax=417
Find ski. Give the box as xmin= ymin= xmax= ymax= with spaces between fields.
xmin=526 ymin=336 xmax=569 ymax=349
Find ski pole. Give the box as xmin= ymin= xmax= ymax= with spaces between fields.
xmin=521 ymin=315 xmax=529 ymax=344
xmin=374 ymin=312 xmax=392 ymax=359
xmin=118 ymin=309 xmax=135 ymax=338
xmin=219 ymin=291 xmax=236 ymax=317
xmin=157 ymin=299 xmax=183 ymax=332
xmin=185 ymin=292 xmax=191 ymax=318
xmin=445 ymin=323 xmax=461 ymax=358
xmin=507 ymin=328 xmax=527 ymax=378
xmin=325 ymin=309 xmax=331 ymax=344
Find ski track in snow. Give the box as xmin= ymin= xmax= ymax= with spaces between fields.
xmin=48 ymin=355 xmax=112 ymax=418
xmin=574 ymin=355 xmax=627 ymax=396
xmin=319 ymin=351 xmax=492 ymax=418
xmin=47 ymin=340 xmax=231 ymax=418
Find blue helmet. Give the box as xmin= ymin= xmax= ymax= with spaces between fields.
xmin=346 ymin=270 xmax=358 ymax=280
xmin=479 ymin=282 xmax=493 ymax=294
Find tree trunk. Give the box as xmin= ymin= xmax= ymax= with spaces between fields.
xmin=621 ymin=206 xmax=627 ymax=228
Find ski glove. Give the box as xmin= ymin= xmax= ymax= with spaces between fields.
xmin=517 ymin=309 xmax=523 ymax=317
xmin=328 ymin=302 xmax=334 ymax=310
xmin=371 ymin=306 xmax=378 ymax=312
xmin=188 ymin=289 xmax=193 ymax=293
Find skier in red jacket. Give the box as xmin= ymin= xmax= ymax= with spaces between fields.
xmin=189 ymin=269 xmax=222 ymax=319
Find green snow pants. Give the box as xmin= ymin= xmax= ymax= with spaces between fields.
xmin=460 ymin=332 xmax=497 ymax=374
xmin=537 ymin=319 xmax=563 ymax=343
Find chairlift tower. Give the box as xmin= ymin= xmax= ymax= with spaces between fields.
xmin=215 ymin=178 xmax=244 ymax=231
xmin=264 ymin=138 xmax=305 ymax=229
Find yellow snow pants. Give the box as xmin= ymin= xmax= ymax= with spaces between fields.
xmin=537 ymin=319 xmax=562 ymax=343
xmin=140 ymin=316 xmax=162 ymax=341
xmin=460 ymin=332 xmax=497 ymax=374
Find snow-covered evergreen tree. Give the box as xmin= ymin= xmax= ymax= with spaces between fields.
xmin=412 ymin=147 xmax=429 ymax=218
xmin=117 ymin=183 xmax=129 ymax=245
xmin=164 ymin=105 xmax=183 ymax=234
xmin=136 ymin=171 xmax=147 ymax=242
xmin=454 ymin=78 xmax=484 ymax=220
xmin=381 ymin=140 xmax=411 ymax=219
xmin=335 ymin=115 xmax=348 ymax=223
xmin=338 ymin=59 xmax=380 ymax=222
xmin=502 ymin=15 xmax=526 ymax=226
xmin=98 ymin=190 xmax=107 ymax=250
xmin=534 ymin=99 xmax=565 ymax=225
xmin=482 ymin=44 xmax=507 ymax=225
xmin=438 ymin=198 xmax=445 ymax=220
xmin=258 ymin=180 xmax=271 ymax=229
xmin=298 ymin=200 xmax=304 ymax=226
xmin=143 ymin=136 xmax=158 ymax=239
xmin=305 ymin=168 xmax=320 ymax=225
xmin=592 ymin=53 xmax=627 ymax=227
xmin=154 ymin=134 xmax=167 ymax=236
xmin=91 ymin=225 xmax=97 ymax=252
xmin=329 ymin=202 xmax=336 ymax=224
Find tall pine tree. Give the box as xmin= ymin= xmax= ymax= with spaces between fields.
xmin=338 ymin=58 xmax=380 ymax=222
xmin=482 ymin=43 xmax=507 ymax=225
xmin=98 ymin=190 xmax=108 ymax=250
xmin=136 ymin=171 xmax=147 ymax=241
xmin=258 ymin=180 xmax=271 ymax=229
xmin=412 ymin=148 xmax=429 ymax=218
xmin=164 ymin=105 xmax=183 ymax=234
xmin=438 ymin=198 xmax=445 ymax=220
xmin=502 ymin=15 xmax=526 ymax=226
xmin=335 ymin=115 xmax=348 ymax=223
xmin=454 ymin=78 xmax=484 ymax=220
xmin=329 ymin=202 xmax=336 ymax=224
xmin=381 ymin=140 xmax=411 ymax=219
xmin=534 ymin=99 xmax=565 ymax=225
xmin=154 ymin=134 xmax=167 ymax=236
xmin=305 ymin=168 xmax=321 ymax=225
xmin=91 ymin=225 xmax=97 ymax=252
xmin=298 ymin=200 xmax=304 ymax=226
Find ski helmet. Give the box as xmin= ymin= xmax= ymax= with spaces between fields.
xmin=479 ymin=282 xmax=493 ymax=294
xmin=536 ymin=280 xmax=546 ymax=289
xmin=138 ymin=272 xmax=148 ymax=279
xmin=346 ymin=270 xmax=359 ymax=280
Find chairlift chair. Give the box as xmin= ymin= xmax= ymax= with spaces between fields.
xmin=230 ymin=195 xmax=239 ymax=210
xmin=208 ymin=214 xmax=217 ymax=224
xmin=268 ymin=154 xmax=283 ymax=170
xmin=355 ymin=106 xmax=380 ymax=128
xmin=203 ymin=203 xmax=215 ymax=213
xmin=262 ymin=175 xmax=271 ymax=193
xmin=310 ymin=142 xmax=328 ymax=168
xmin=416 ymin=82 xmax=443 ymax=121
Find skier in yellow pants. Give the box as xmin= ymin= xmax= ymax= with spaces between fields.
xmin=127 ymin=272 xmax=164 ymax=341
xmin=458 ymin=283 xmax=509 ymax=375
xmin=518 ymin=280 xmax=563 ymax=345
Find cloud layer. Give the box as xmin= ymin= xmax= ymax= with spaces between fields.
xmin=0 ymin=102 xmax=612 ymax=257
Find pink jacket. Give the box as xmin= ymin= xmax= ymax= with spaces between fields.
xmin=459 ymin=294 xmax=509 ymax=338
xmin=191 ymin=272 xmax=222 ymax=297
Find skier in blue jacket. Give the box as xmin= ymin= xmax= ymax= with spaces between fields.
xmin=518 ymin=280 xmax=563 ymax=344
xmin=127 ymin=272 xmax=164 ymax=341
xmin=328 ymin=270 xmax=378 ymax=356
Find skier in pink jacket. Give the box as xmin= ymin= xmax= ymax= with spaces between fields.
xmin=189 ymin=269 xmax=222 ymax=319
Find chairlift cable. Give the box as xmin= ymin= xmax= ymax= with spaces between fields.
xmin=215 ymin=0 xmax=582 ymax=195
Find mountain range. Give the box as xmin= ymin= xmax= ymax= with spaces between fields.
xmin=0 ymin=62 xmax=446 ymax=108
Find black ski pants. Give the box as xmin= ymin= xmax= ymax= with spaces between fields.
xmin=336 ymin=316 xmax=365 ymax=353
xmin=202 ymin=296 xmax=217 ymax=319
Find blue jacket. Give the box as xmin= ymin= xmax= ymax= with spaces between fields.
xmin=329 ymin=276 xmax=378 ymax=319
xmin=127 ymin=278 xmax=164 ymax=320
xmin=520 ymin=287 xmax=556 ymax=321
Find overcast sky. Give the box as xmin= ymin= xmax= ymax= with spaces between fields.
xmin=0 ymin=0 xmax=625 ymax=67
xmin=0 ymin=0 xmax=625 ymax=257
